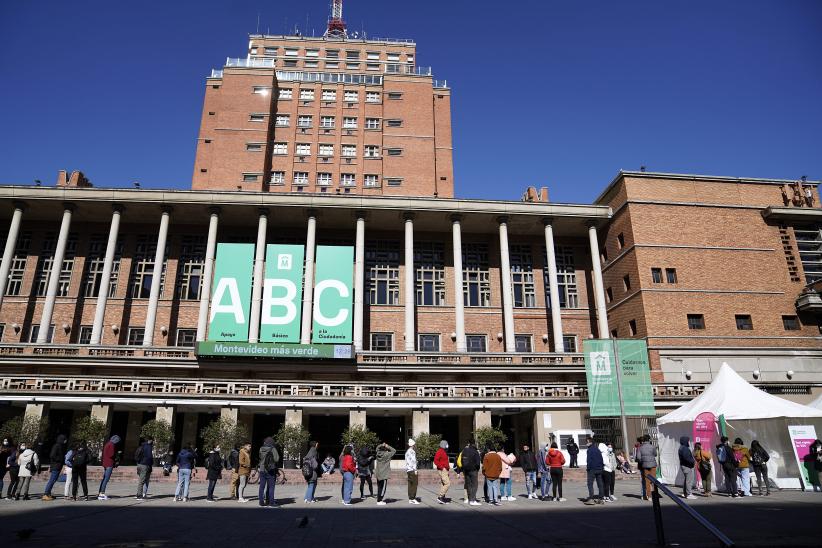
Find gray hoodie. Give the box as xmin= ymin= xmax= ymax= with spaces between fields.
xmin=638 ymin=441 xmax=658 ymax=469
xmin=258 ymin=438 xmax=280 ymax=473
xmin=375 ymin=444 xmax=396 ymax=481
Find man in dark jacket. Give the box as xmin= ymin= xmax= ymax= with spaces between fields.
xmin=716 ymin=436 xmax=738 ymax=497
xmin=518 ymin=444 xmax=538 ymax=499
xmin=205 ymin=445 xmax=223 ymax=502
xmin=567 ymin=440 xmax=580 ymax=468
xmin=258 ymin=437 xmax=280 ymax=507
xmin=678 ymin=436 xmax=696 ymax=499
xmin=135 ymin=437 xmax=154 ymax=499
xmin=584 ymin=436 xmax=605 ymax=505
xmin=41 ymin=434 xmax=67 ymax=501
xmin=638 ymin=435 xmax=658 ymax=501
xmin=460 ymin=440 xmax=482 ymax=505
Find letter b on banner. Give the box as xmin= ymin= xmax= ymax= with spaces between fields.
xmin=312 ymin=246 xmax=353 ymax=343
xmin=260 ymin=244 xmax=304 ymax=343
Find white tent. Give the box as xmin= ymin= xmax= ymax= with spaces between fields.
xmin=809 ymin=393 xmax=822 ymax=411
xmin=656 ymin=363 xmax=822 ymax=490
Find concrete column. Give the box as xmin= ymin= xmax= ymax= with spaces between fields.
xmin=196 ymin=207 xmax=220 ymax=342
xmin=353 ymin=213 xmax=366 ymax=351
xmin=588 ymin=224 xmax=610 ymax=338
xmin=451 ymin=215 xmax=466 ymax=352
xmin=37 ymin=204 xmax=74 ymax=343
xmin=300 ymin=212 xmax=317 ymax=344
xmin=248 ymin=209 xmax=269 ymax=343
xmin=0 ymin=202 xmax=25 ymax=311
xmin=411 ymin=410 xmax=429 ymax=436
xmin=285 ymin=408 xmax=303 ymax=427
xmin=533 ymin=410 xmax=553 ymax=449
xmin=143 ymin=207 xmax=171 ymax=346
xmin=90 ymin=404 xmax=113 ymax=430
xmin=543 ymin=220 xmax=565 ymax=352
xmin=349 ymin=409 xmax=366 ymax=428
xmin=404 ymin=213 xmax=416 ymax=351
xmin=473 ymin=410 xmax=492 ymax=431
xmin=22 ymin=403 xmax=49 ymax=443
xmin=155 ymin=405 xmax=175 ymax=429
xmin=498 ymin=218 xmax=516 ymax=352
xmin=91 ymin=206 xmax=123 ymax=345
xmin=220 ymin=407 xmax=239 ymax=425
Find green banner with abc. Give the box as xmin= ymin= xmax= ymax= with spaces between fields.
xmin=312 ymin=245 xmax=354 ymax=343
xmin=260 ymin=244 xmax=305 ymax=343
xmin=207 ymin=243 xmax=254 ymax=341
xmin=583 ymin=339 xmax=654 ymax=417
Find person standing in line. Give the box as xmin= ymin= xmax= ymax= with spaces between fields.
xmin=749 ymin=440 xmax=770 ymax=496
xmin=638 ymin=435 xmax=658 ymax=501
xmin=566 ymin=439 xmax=580 ymax=468
xmin=63 ymin=444 xmax=74 ymax=499
xmin=16 ymin=442 xmax=39 ymax=500
xmin=716 ymin=436 xmax=738 ymax=497
xmin=227 ymin=444 xmax=240 ymax=500
xmin=482 ymin=445 xmax=503 ymax=505
xmin=677 ymin=436 xmax=697 ymax=500
xmin=0 ymin=438 xmax=12 ymax=497
xmin=497 ymin=448 xmax=516 ymax=501
xmin=547 ymin=442 xmax=566 ymax=501
xmin=5 ymin=442 xmax=19 ymax=499
xmin=461 ymin=440 xmax=482 ymax=506
xmin=374 ymin=441 xmax=396 ymax=505
xmin=598 ymin=441 xmax=615 ymax=502
xmin=341 ymin=445 xmax=357 ymax=505
xmin=303 ymin=441 xmax=320 ymax=503
xmin=174 ymin=442 xmax=196 ymax=502
xmin=605 ymin=443 xmax=618 ymax=501
xmin=70 ymin=441 xmax=90 ymax=501
xmin=357 ymin=446 xmax=375 ymax=499
xmin=518 ymin=444 xmax=538 ymax=500
xmin=97 ymin=435 xmax=120 ymax=500
xmin=258 ymin=437 xmax=279 ymax=507
xmin=693 ymin=442 xmax=712 ymax=497
xmin=405 ymin=438 xmax=419 ymax=504
xmin=584 ymin=436 xmax=605 ymax=505
xmin=434 ymin=440 xmax=451 ymax=504
xmin=537 ymin=442 xmax=552 ymax=500
xmin=205 ymin=444 xmax=223 ymax=502
xmin=733 ymin=438 xmax=752 ymax=496
xmin=41 ymin=434 xmax=67 ymax=501
xmin=238 ymin=442 xmax=251 ymax=502
xmin=135 ymin=436 xmax=154 ymax=500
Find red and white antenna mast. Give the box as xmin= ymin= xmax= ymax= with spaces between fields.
xmin=324 ymin=0 xmax=347 ymax=39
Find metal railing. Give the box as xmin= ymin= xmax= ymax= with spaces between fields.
xmin=210 ymin=69 xmax=223 ymax=78
xmin=646 ymin=474 xmax=734 ymax=547
xmin=357 ymin=351 xmax=584 ymax=366
xmin=384 ymin=64 xmax=432 ymax=76
xmin=225 ymin=57 xmax=275 ymax=68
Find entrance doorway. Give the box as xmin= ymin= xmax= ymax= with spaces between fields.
xmin=307 ymin=414 xmax=348 ymax=460
xmin=429 ymin=416 xmax=460 ymax=448
xmin=367 ymin=416 xmax=405 ymax=453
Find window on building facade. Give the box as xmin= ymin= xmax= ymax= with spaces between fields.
xmin=341 ymin=144 xmax=357 ymax=157
xmin=364 ymin=145 xmax=380 ymax=158
xmin=415 ymin=242 xmax=446 ymax=306
xmin=366 ymin=63 xmax=380 ymax=71
xmin=345 ymin=50 xmax=360 ymax=59
xmin=665 ymin=268 xmax=678 ymax=284
xmin=606 ymin=287 xmax=613 ymax=303
xmin=275 ymin=114 xmax=290 ymax=126
xmin=509 ymin=244 xmax=536 ymax=308
xmin=782 ymin=315 xmax=800 ymax=330
xmin=514 ymin=334 xmax=532 ymax=353
xmin=366 ymin=91 xmax=380 ymax=103
xmin=546 ymin=246 xmax=579 ymax=309
xmin=316 ymin=173 xmax=332 ymax=186
xmin=793 ymin=224 xmax=822 ymax=283
xmin=278 ymin=88 xmax=292 ymax=99
xmin=610 ymin=328 xmax=618 ymax=338
xmin=386 ymin=178 xmax=403 ymax=187
xmin=386 ymin=148 xmax=402 ymax=156
xmin=366 ymin=51 xmax=380 ymax=60
xmin=305 ymin=49 xmax=319 ymax=58
xmin=175 ymin=329 xmax=197 ymax=347
xmin=343 ymin=117 xmax=358 ymax=129
xmin=295 ymin=143 xmax=311 ymax=156
xmin=246 ymin=143 xmax=263 ymax=152
xmin=365 ymin=118 xmax=380 ymax=129
xmin=628 ymin=319 xmax=638 ymax=336
xmin=175 ymin=236 xmax=205 ymax=301
xmin=264 ymin=47 xmax=277 ymax=56
xmin=463 ymin=243 xmax=490 ymax=307
xmin=418 ymin=333 xmax=440 ymax=352
xmin=127 ymin=327 xmax=145 ymax=346
xmin=77 ymin=325 xmax=93 ymax=345
xmin=563 ymin=335 xmax=577 ymax=352
xmin=687 ymin=314 xmax=705 ymax=330
xmin=623 ymin=275 xmax=631 ymax=292
xmin=81 ymin=235 xmax=121 ymax=298
xmin=320 ymin=116 xmax=335 ymax=128
xmin=272 ymin=142 xmax=287 ymax=155
xmin=366 ymin=241 xmax=400 ymax=305
xmin=299 ymin=89 xmax=315 ymax=101
xmin=242 ymin=174 xmax=259 ymax=182
xmin=250 ymin=113 xmax=267 ymax=122
xmin=318 ymin=144 xmax=334 ymax=156
xmin=270 ymin=171 xmax=285 ymax=185
xmin=344 ymin=90 xmax=358 ymax=102
xmin=252 ymin=86 xmax=269 ymax=95
xmin=304 ymin=61 xmax=319 ymax=69
xmin=0 ymin=324 xmax=4 ymax=342
xmin=34 ymin=234 xmax=77 ymax=297
xmin=617 ymin=233 xmax=625 ymax=249
xmin=29 ymin=324 xmax=55 ymax=343
xmin=321 ymin=89 xmax=336 ymax=101
xmin=651 ymin=268 xmax=662 ymax=283
xmin=386 ymin=119 xmax=403 ymax=127
xmin=370 ymin=332 xmax=393 ymax=351
xmin=387 ymin=92 xmax=403 ymax=100
xmin=297 ymin=115 xmax=313 ymax=128
xmin=130 ymin=236 xmax=167 ymax=299
xmin=4 ymin=231 xmax=30 ymax=296
xmin=364 ymin=175 xmax=379 ymax=187
xmin=293 ymin=172 xmax=309 ymax=185
xmin=466 ymin=335 xmax=487 ymax=353
xmin=341 ymin=173 xmax=356 ymax=186
xmin=284 ymin=48 xmax=298 ymax=57
xmin=735 ymin=314 xmax=753 ymax=330
xmin=325 ymin=49 xmax=339 ymax=59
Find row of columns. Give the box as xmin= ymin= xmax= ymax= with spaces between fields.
xmin=0 ymin=204 xmax=610 ymax=349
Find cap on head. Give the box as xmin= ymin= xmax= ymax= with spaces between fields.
xmin=408 ymin=438 xmax=416 ymax=446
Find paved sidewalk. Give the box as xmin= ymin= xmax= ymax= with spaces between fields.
xmin=1 ymin=478 xmax=820 ymax=546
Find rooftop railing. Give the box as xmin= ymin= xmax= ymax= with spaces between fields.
xmin=357 ymin=351 xmax=584 ymax=366
xmin=210 ymin=69 xmax=223 ymax=78
xmin=384 ymin=64 xmax=432 ymax=76
xmin=225 ymin=57 xmax=275 ymax=68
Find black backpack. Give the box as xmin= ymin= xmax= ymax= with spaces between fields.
xmin=71 ymin=450 xmax=87 ymax=467
xmin=25 ymin=455 xmax=38 ymax=474
xmin=263 ymin=450 xmax=277 ymax=473
xmin=301 ymin=456 xmax=313 ymax=480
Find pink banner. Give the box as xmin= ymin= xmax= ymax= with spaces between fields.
xmin=692 ymin=411 xmax=717 ymax=448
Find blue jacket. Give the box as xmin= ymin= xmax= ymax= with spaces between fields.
xmin=586 ymin=444 xmax=604 ymax=471
xmin=176 ymin=448 xmax=195 ymax=470
xmin=678 ymin=437 xmax=695 ymax=468
xmin=137 ymin=442 xmax=154 ymax=466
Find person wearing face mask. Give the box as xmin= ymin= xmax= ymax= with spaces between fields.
xmin=0 ymin=438 xmax=12 ymax=497
xmin=16 ymin=442 xmax=39 ymax=500
xmin=5 ymin=440 xmax=20 ymax=499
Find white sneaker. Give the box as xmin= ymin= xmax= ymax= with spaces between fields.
xmin=469 ymin=501 xmax=481 ymax=506
xmin=239 ymin=498 xmax=248 ymax=503
xmin=409 ymin=499 xmax=420 ymax=505
xmin=558 ymin=498 xmax=566 ymax=502
xmin=610 ymin=496 xmax=618 ymax=501
xmin=463 ymin=498 xmax=469 ymax=503
xmin=508 ymin=496 xmax=516 ymax=501
xmin=686 ymin=494 xmax=698 ymax=500
xmin=377 ymin=501 xmax=387 ymax=506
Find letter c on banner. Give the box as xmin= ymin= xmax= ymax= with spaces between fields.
xmin=262 ymin=279 xmax=297 ymax=325
xmin=313 ymin=279 xmax=349 ymax=326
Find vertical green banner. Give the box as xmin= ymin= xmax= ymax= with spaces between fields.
xmin=260 ymin=244 xmax=305 ymax=343
xmin=312 ymin=245 xmax=354 ymax=343
xmin=208 ymin=243 xmax=254 ymax=341
xmin=583 ymin=339 xmax=654 ymax=417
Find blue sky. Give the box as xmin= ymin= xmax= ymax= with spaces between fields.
xmin=1 ymin=0 xmax=820 ymax=203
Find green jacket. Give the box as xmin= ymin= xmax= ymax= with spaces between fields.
xmin=375 ymin=444 xmax=396 ymax=480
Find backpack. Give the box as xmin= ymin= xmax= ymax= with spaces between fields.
xmin=301 ymin=456 xmax=313 ymax=480
xmin=751 ymin=448 xmax=768 ymax=466
xmin=25 ymin=454 xmax=37 ymax=474
xmin=71 ymin=450 xmax=86 ymax=467
xmin=262 ymin=450 xmax=277 ymax=473
xmin=716 ymin=444 xmax=728 ymax=464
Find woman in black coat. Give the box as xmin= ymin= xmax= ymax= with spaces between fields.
xmin=205 ymin=445 xmax=223 ymax=501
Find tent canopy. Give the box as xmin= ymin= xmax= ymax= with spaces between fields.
xmin=657 ymin=363 xmax=822 ymax=425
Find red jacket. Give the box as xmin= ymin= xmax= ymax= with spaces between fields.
xmin=342 ymin=454 xmax=357 ymax=474
xmin=102 ymin=441 xmax=116 ymax=468
xmin=434 ymin=448 xmax=450 ymax=471
xmin=546 ymin=448 xmax=565 ymax=469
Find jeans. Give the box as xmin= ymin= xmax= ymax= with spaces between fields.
xmin=6 ymin=469 xmax=19 ymax=497
xmin=501 ymin=478 xmax=512 ymax=497
xmin=44 ymin=469 xmax=60 ymax=496
xmin=305 ymin=481 xmax=317 ymax=502
xmin=569 ymin=454 xmax=578 ymax=468
xmin=587 ymin=469 xmax=604 ymax=499
xmin=407 ymin=471 xmax=418 ymax=500
xmin=239 ymin=474 xmax=248 ymax=499
xmin=464 ymin=470 xmax=478 ymax=502
xmin=207 ymin=479 xmax=217 ymax=500
xmin=738 ymin=467 xmax=751 ymax=496
xmin=722 ymin=466 xmax=737 ymax=495
xmin=550 ymin=468 xmax=563 ymax=499
xmin=71 ymin=467 xmax=88 ymax=498
xmin=486 ymin=478 xmax=500 ymax=503
xmin=438 ymin=469 xmax=450 ymax=498
xmin=99 ymin=466 xmax=114 ymax=495
xmin=18 ymin=476 xmax=32 ymax=497
xmin=377 ymin=479 xmax=388 ymax=502
xmin=540 ymin=471 xmax=552 ymax=497
xmin=136 ymin=464 xmax=151 ymax=497
xmin=681 ymin=465 xmax=694 ymax=497
xmin=753 ymin=464 xmax=769 ymax=494
xmin=524 ymin=471 xmax=537 ymax=495
xmin=342 ymin=471 xmax=354 ymax=503
xmin=258 ymin=470 xmax=276 ymax=506
xmin=175 ymin=468 xmax=191 ymax=499
xmin=64 ymin=467 xmax=73 ymax=497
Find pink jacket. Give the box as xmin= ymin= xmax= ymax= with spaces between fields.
xmin=497 ymin=451 xmax=516 ymax=479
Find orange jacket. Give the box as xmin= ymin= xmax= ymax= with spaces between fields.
xmin=546 ymin=448 xmax=566 ymax=469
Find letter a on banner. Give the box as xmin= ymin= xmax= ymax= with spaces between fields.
xmin=260 ymin=244 xmax=305 ymax=343
xmin=312 ymin=245 xmax=354 ymax=343
xmin=207 ymin=243 xmax=254 ymax=341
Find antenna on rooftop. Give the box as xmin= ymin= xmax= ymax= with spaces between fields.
xmin=324 ymin=0 xmax=348 ymax=39
xmin=256 ymin=13 xmax=260 ymax=34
